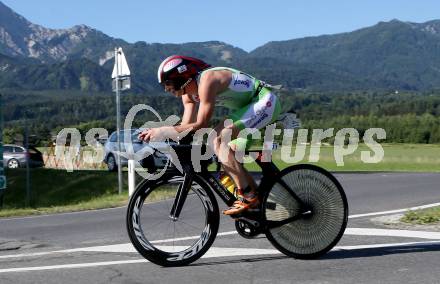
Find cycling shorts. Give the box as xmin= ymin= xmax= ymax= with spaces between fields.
xmin=228 ymin=87 xmax=281 ymax=150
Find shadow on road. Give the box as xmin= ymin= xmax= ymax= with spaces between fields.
xmin=187 ymin=242 xmax=440 ymax=266
xmin=189 ymin=255 xmax=289 ymax=267
xmin=322 ymin=242 xmax=440 ymax=260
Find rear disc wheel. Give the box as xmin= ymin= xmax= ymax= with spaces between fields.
xmin=263 ymin=164 xmax=348 ymax=259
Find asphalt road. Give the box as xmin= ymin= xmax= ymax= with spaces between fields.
xmin=1 ymin=172 xmax=440 ymax=284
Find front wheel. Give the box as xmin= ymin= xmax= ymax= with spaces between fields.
xmin=263 ymin=164 xmax=348 ymax=259
xmin=126 ymin=173 xmax=219 ymax=266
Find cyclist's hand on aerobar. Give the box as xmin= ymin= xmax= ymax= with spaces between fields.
xmin=138 ymin=127 xmax=190 ymax=142
xmin=138 ymin=128 xmax=161 ymax=142
xmin=138 ymin=129 xmax=148 ymax=141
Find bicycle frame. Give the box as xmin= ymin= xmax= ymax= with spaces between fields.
xmin=168 ymin=147 xmax=311 ymax=227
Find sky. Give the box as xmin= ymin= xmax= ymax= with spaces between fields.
xmin=2 ymin=0 xmax=440 ymax=52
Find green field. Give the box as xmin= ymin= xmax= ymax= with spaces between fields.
xmin=40 ymin=143 xmax=440 ymax=172
xmin=243 ymin=143 xmax=440 ymax=172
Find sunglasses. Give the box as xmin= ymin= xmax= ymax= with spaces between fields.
xmin=163 ymin=78 xmax=193 ymax=92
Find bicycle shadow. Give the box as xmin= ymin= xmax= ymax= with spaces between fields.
xmin=322 ymin=241 xmax=440 ymax=260
xmin=188 ymin=241 xmax=440 ymax=267
xmin=188 ymin=255 xmax=288 ymax=267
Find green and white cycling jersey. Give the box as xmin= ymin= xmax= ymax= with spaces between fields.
xmin=196 ymin=67 xmax=281 ymax=131
xmin=198 ymin=67 xmax=261 ymax=110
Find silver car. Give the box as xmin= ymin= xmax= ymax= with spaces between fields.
xmin=103 ymin=129 xmax=171 ymax=172
xmin=3 ymin=144 xmax=45 ymax=169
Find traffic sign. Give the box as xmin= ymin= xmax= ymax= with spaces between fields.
xmin=0 ymin=94 xmax=5 ymax=191
xmin=112 ymin=47 xmax=131 ymax=91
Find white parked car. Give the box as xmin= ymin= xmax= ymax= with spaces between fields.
xmin=103 ymin=129 xmax=171 ymax=172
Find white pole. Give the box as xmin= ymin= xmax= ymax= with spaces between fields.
xmin=115 ymin=48 xmax=123 ymax=195
xmin=128 ymin=159 xmax=135 ymax=196
xmin=25 ymin=117 xmax=31 ymax=206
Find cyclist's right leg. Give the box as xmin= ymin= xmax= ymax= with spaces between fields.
xmin=227 ymin=142 xmax=258 ymax=192
xmin=211 ymin=120 xmax=251 ymax=191
xmin=210 ymin=120 xmax=260 ymax=216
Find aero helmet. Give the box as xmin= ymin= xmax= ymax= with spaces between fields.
xmin=157 ymin=55 xmax=211 ymax=90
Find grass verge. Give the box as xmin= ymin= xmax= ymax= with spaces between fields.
xmin=0 ymin=193 xmax=128 ymax=218
xmin=401 ymin=207 xmax=440 ymax=225
xmin=0 ymin=168 xmax=176 ymax=218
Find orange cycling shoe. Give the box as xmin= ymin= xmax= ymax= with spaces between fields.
xmin=222 ymin=195 xmax=260 ymax=216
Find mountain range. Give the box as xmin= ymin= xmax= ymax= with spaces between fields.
xmin=1 ymin=0 xmax=440 ymax=92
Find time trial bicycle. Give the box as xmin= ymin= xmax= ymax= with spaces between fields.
xmin=126 ymin=139 xmax=348 ymax=266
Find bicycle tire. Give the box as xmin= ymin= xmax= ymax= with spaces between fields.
xmin=263 ymin=164 xmax=348 ymax=259
xmin=126 ymin=173 xmax=219 ymax=266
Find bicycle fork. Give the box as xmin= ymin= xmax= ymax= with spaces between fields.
xmin=169 ymin=172 xmax=194 ymax=221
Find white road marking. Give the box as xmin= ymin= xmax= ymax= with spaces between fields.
xmin=1 ymin=240 xmax=440 ymax=274
xmin=0 ymin=251 xmax=55 ymax=259
xmin=149 ymin=231 xmax=237 ymax=244
xmin=0 ymin=232 xmax=239 ymax=259
xmin=1 ymin=227 xmax=440 ymax=260
xmin=335 ymin=240 xmax=440 ymax=251
xmin=0 ymin=247 xmax=280 ymax=273
xmin=345 ymin=228 xmax=440 ymax=240
xmin=348 ymin=202 xmax=440 ymax=219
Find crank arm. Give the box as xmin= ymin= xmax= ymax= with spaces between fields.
xmin=265 ymin=209 xmax=313 ymax=229
xmin=236 ymin=217 xmax=260 ymax=228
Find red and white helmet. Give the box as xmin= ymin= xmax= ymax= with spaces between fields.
xmin=157 ymin=55 xmax=211 ymax=90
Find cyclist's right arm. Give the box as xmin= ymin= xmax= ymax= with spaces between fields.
xmin=180 ymin=94 xmax=197 ymax=125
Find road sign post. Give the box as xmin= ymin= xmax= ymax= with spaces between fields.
xmin=112 ymin=47 xmax=131 ymax=195
xmin=0 ymin=94 xmax=6 ymax=208
xmin=128 ymin=159 xmax=135 ymax=197
xmin=25 ymin=117 xmax=31 ymax=207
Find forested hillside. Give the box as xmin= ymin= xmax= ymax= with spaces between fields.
xmin=3 ymin=90 xmax=440 ymax=145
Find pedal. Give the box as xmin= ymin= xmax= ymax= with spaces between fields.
xmin=236 ymin=217 xmax=260 ymax=228
xmin=247 ymin=208 xmax=261 ymax=213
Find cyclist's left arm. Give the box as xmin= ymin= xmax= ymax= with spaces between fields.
xmin=143 ymin=99 xmax=214 ymax=141
xmin=174 ymin=72 xmax=218 ymax=133
xmin=180 ymin=94 xmax=198 ymax=125
xmin=140 ymin=72 xmax=221 ymax=141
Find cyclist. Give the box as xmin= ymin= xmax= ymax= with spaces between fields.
xmin=139 ymin=55 xmax=281 ymax=215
